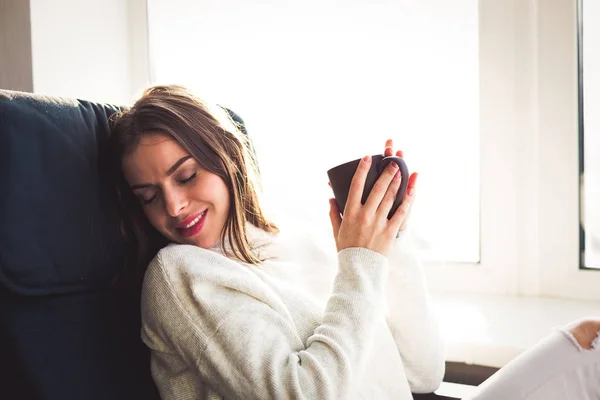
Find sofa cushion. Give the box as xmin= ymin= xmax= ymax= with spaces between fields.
xmin=0 ymin=286 xmax=159 ymax=400
xmin=0 ymin=90 xmax=126 ymax=295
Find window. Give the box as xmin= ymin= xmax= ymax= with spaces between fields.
xmin=579 ymin=0 xmax=600 ymax=269
xmin=147 ymin=0 xmax=480 ymax=263
xmin=145 ymin=0 xmax=600 ymax=301
xmin=529 ymin=0 xmax=600 ymax=302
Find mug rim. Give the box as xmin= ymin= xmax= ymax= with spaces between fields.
xmin=326 ymin=154 xmax=387 ymax=174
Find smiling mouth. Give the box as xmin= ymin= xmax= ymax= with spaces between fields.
xmin=183 ymin=211 xmax=205 ymax=228
xmin=176 ymin=210 xmax=207 ymax=238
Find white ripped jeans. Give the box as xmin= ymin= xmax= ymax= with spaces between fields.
xmin=466 ymin=329 xmax=600 ymax=400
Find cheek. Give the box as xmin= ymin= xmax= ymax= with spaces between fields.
xmin=194 ymin=176 xmax=231 ymax=211
xmin=214 ymin=182 xmax=231 ymax=213
xmin=142 ymin=206 xmax=168 ymax=233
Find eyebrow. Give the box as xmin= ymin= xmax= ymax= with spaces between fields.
xmin=130 ymin=155 xmax=193 ymax=190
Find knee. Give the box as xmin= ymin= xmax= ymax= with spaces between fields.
xmin=566 ymin=319 xmax=600 ymax=350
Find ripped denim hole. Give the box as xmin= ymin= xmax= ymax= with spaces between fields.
xmin=561 ymin=329 xmax=585 ymax=351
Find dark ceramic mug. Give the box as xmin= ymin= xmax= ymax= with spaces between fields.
xmin=327 ymin=155 xmax=409 ymax=219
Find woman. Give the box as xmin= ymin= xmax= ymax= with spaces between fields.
xmin=109 ymin=85 xmax=445 ymax=399
xmin=110 ymin=85 xmax=600 ymax=400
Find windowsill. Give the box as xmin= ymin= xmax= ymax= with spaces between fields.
xmin=431 ymin=291 xmax=600 ymax=368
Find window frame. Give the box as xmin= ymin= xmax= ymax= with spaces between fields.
xmin=577 ymin=0 xmax=600 ymax=272
xmin=424 ymin=0 xmax=600 ymax=302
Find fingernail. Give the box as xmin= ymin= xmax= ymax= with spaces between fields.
xmin=389 ymin=161 xmax=398 ymax=169
xmin=362 ymin=155 xmax=371 ymax=163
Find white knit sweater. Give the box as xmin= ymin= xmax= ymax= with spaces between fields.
xmin=141 ymin=224 xmax=445 ymax=400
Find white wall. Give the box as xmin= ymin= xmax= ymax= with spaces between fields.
xmin=0 ymin=0 xmax=33 ymax=92
xmin=29 ymin=0 xmax=149 ymax=105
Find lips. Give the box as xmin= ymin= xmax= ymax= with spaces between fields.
xmin=176 ymin=210 xmax=207 ymax=238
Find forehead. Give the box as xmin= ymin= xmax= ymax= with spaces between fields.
xmin=121 ymin=133 xmax=190 ymax=178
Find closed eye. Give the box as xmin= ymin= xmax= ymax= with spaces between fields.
xmin=179 ymin=172 xmax=197 ymax=184
xmin=133 ymin=188 xmax=158 ymax=205
xmin=140 ymin=194 xmax=156 ymax=205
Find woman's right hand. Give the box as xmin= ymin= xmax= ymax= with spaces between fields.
xmin=328 ymin=155 xmax=416 ymax=256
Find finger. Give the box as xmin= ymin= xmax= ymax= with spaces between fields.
xmin=405 ymin=172 xmax=418 ymax=197
xmin=328 ymin=198 xmax=342 ymax=238
xmin=384 ymin=139 xmax=393 ymax=157
xmin=364 ymin=160 xmax=399 ymax=212
xmin=396 ymin=149 xmax=404 ymax=158
xmin=345 ymin=155 xmax=371 ymax=214
xmin=376 ymin=167 xmax=402 ymax=218
xmin=399 ymin=219 xmax=409 ymax=231
xmin=399 ymin=174 xmax=416 ymax=230
xmin=388 ymin=172 xmax=417 ymax=230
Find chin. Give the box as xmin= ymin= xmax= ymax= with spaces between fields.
xmin=192 ymin=235 xmax=219 ymax=249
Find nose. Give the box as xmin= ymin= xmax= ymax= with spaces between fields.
xmin=163 ymin=187 xmax=188 ymax=217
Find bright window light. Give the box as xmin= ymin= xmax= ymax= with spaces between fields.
xmin=148 ymin=0 xmax=480 ymax=262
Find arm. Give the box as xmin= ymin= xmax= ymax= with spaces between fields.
xmin=142 ymin=246 xmax=388 ymax=400
xmin=375 ymin=138 xmax=445 ymax=392
xmin=386 ymin=228 xmax=445 ymax=393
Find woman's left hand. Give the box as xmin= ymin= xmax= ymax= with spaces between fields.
xmin=384 ymin=139 xmax=418 ymax=231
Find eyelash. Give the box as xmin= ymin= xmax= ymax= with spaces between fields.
xmin=180 ymin=172 xmax=197 ymax=184
xmin=141 ymin=197 xmax=155 ymax=206
xmin=139 ymin=172 xmax=198 ymax=206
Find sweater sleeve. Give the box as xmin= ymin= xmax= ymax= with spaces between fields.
xmin=385 ymin=229 xmax=446 ymax=393
xmin=142 ymin=245 xmax=388 ymax=400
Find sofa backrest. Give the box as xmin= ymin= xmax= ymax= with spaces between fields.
xmin=0 ymin=89 xmax=159 ymax=399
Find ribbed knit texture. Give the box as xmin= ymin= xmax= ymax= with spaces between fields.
xmin=141 ymin=225 xmax=445 ymax=399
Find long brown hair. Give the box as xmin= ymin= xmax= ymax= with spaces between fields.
xmin=109 ymin=85 xmax=278 ymax=269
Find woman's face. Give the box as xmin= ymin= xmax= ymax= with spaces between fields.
xmin=122 ymin=133 xmax=230 ymax=249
